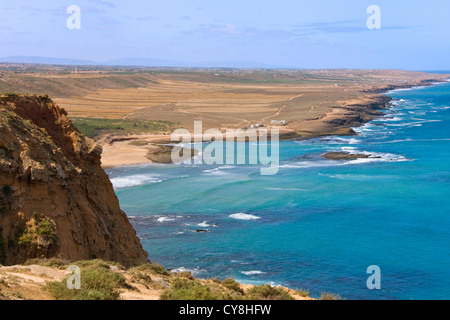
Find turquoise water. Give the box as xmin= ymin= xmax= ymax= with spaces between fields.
xmin=107 ymin=82 xmax=450 ymax=300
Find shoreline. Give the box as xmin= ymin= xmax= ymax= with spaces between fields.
xmin=99 ymin=78 xmax=445 ymax=169
xmin=95 ymin=77 xmax=448 ymax=299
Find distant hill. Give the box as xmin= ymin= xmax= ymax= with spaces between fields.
xmin=104 ymin=57 xmax=282 ymax=69
xmin=0 ymin=56 xmax=98 ymax=66
xmin=0 ymin=56 xmax=284 ymax=69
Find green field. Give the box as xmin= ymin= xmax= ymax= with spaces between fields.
xmin=71 ymin=117 xmax=177 ymax=139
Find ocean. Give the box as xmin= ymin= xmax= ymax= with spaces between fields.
xmin=106 ymin=81 xmax=450 ymax=300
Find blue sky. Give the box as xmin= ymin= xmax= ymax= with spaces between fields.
xmin=1 ymin=0 xmax=449 ymax=69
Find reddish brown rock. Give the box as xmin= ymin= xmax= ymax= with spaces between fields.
xmin=0 ymin=94 xmax=148 ymax=266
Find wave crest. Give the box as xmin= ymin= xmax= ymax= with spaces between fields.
xmin=229 ymin=213 xmax=261 ymax=221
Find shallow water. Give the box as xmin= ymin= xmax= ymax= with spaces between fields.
xmin=107 ymin=81 xmax=450 ymax=299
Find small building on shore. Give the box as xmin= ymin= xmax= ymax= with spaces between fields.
xmin=270 ymin=120 xmax=287 ymax=125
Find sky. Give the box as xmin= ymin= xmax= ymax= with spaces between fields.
xmin=1 ymin=0 xmax=449 ymax=70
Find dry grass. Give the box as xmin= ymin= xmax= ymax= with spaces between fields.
xmin=2 ymin=67 xmax=446 ymax=134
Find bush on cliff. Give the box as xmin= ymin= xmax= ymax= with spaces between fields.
xmin=245 ymin=284 xmax=294 ymax=300
xmin=319 ymin=292 xmax=342 ymax=300
xmin=128 ymin=262 xmax=167 ymax=276
xmin=221 ymin=278 xmax=244 ymax=294
xmin=160 ymin=278 xmax=222 ymax=300
xmin=17 ymin=213 xmax=58 ymax=257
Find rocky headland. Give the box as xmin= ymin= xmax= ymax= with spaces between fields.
xmin=0 ymin=94 xmax=148 ymax=267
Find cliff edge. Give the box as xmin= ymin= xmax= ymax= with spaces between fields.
xmin=0 ymin=94 xmax=148 ymax=266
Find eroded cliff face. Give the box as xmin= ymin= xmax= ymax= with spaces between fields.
xmin=0 ymin=94 xmax=148 ymax=266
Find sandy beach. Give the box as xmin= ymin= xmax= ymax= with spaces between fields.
xmin=99 ymin=134 xmax=172 ymax=168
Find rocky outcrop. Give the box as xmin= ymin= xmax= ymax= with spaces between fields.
xmin=322 ymin=152 xmax=372 ymax=161
xmin=0 ymin=94 xmax=148 ymax=266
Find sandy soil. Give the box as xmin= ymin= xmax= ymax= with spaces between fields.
xmin=0 ymin=264 xmax=312 ymax=300
xmin=101 ymin=138 xmax=153 ymax=168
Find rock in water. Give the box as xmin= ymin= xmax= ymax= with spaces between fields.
xmin=0 ymin=94 xmax=148 ymax=266
xmin=322 ymin=152 xmax=371 ymax=161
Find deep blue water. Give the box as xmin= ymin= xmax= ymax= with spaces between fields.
xmin=106 ymin=81 xmax=450 ymax=300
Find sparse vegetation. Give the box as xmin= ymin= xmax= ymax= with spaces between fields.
xmin=71 ymin=117 xmax=175 ymax=139
xmin=46 ymin=267 xmax=127 ymax=300
xmin=160 ymin=278 xmax=222 ymax=300
xmin=128 ymin=262 xmax=167 ymax=276
xmin=319 ymin=292 xmax=342 ymax=300
xmin=221 ymin=278 xmax=244 ymax=294
xmin=246 ymin=284 xmax=294 ymax=300
xmin=160 ymin=278 xmax=295 ymax=301
xmin=210 ymin=277 xmax=221 ymax=284
xmin=295 ymin=288 xmax=310 ymax=297
xmin=24 ymin=258 xmax=66 ymax=268
xmin=0 ymin=258 xmax=310 ymax=300
xmin=129 ymin=270 xmax=154 ymax=288
xmin=176 ymin=271 xmax=195 ymax=280
xmin=17 ymin=213 xmax=58 ymax=251
xmin=74 ymin=259 xmax=123 ymax=271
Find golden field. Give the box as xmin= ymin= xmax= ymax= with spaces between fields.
xmin=1 ymin=66 xmax=447 ymax=132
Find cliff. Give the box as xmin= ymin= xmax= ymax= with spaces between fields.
xmin=0 ymin=94 xmax=148 ymax=266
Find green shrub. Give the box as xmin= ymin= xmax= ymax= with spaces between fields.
xmin=295 ymin=288 xmax=310 ymax=297
xmin=246 ymin=284 xmax=294 ymax=300
xmin=17 ymin=214 xmax=58 ymax=248
xmin=160 ymin=278 xmax=221 ymax=300
xmin=24 ymin=258 xmax=66 ymax=268
xmin=176 ymin=271 xmax=195 ymax=280
xmin=46 ymin=267 xmax=126 ymax=300
xmin=71 ymin=117 xmax=174 ymax=138
xmin=129 ymin=262 xmax=167 ymax=276
xmin=319 ymin=292 xmax=342 ymax=300
xmin=75 ymin=259 xmax=123 ymax=271
xmin=222 ymin=278 xmax=243 ymax=294
xmin=35 ymin=219 xmax=55 ymax=239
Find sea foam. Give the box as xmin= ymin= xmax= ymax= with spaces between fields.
xmin=229 ymin=213 xmax=261 ymax=221
xmin=110 ymin=173 xmax=162 ymax=189
xmin=241 ymin=270 xmax=266 ymax=275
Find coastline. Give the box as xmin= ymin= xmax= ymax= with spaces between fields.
xmin=91 ymin=76 xmax=450 ymax=300
xmin=100 ymin=134 xmax=173 ymax=168
xmin=107 ymin=82 xmax=450 ymax=298
xmin=99 ymin=78 xmax=446 ymax=168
